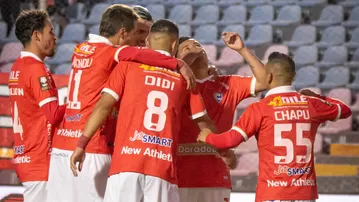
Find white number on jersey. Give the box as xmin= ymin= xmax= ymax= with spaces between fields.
xmin=67 ymin=69 xmax=82 ymax=109
xmin=12 ymin=101 xmax=23 ymax=140
xmin=143 ymin=90 xmax=168 ymax=132
xmin=274 ymin=123 xmax=312 ymax=164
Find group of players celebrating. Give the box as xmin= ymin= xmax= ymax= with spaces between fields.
xmin=8 ymin=3 xmax=352 ymax=202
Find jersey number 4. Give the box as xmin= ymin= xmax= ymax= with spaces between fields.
xmin=67 ymin=69 xmax=82 ymax=109
xmin=12 ymin=101 xmax=24 ymax=140
xmin=274 ymin=123 xmax=312 ymax=164
xmin=143 ymin=90 xmax=168 ymax=132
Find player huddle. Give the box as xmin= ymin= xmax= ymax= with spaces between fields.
xmin=8 ymin=4 xmax=352 ymax=202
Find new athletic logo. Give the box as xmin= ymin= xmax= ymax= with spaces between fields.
xmin=57 ymin=129 xmax=83 ymax=138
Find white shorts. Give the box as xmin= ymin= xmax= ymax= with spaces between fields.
xmin=22 ymin=181 xmax=47 ymax=202
xmin=179 ymin=187 xmax=231 ymax=202
xmin=104 ymin=172 xmax=179 ymax=202
xmin=47 ymin=148 xmax=111 ymax=202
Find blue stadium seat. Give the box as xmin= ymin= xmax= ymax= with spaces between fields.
xmin=270 ymin=5 xmax=302 ymax=26
xmin=68 ymin=2 xmax=87 ymax=23
xmin=113 ymin=0 xmax=138 ymax=3
xmin=285 ymin=25 xmax=316 ymax=48
xmin=293 ymin=66 xmax=319 ymax=89
xmin=316 ymin=46 xmax=348 ymax=68
xmin=0 ymin=22 xmax=7 ymax=43
xmin=191 ymin=5 xmax=219 ymax=26
xmin=3 ymin=26 xmax=16 ymax=43
xmin=190 ymin=0 xmax=217 ymax=6
xmin=89 ymin=24 xmax=100 ymax=36
xmin=298 ymin=0 xmax=328 ymax=8
xmin=346 ymin=48 xmax=359 ymax=68
xmin=244 ymin=25 xmax=273 ymax=47
xmin=165 ymin=0 xmax=190 ymax=6
xmin=342 ymin=6 xmax=359 ymax=28
xmin=241 ymin=0 xmax=271 ymax=7
xmin=294 ymin=46 xmax=318 ymax=67
xmin=0 ymin=42 xmax=23 ymax=64
xmin=83 ymin=3 xmax=110 ymax=25
xmin=316 ymin=26 xmax=346 ymax=48
xmin=317 ymin=66 xmax=349 ymax=89
xmin=214 ymin=25 xmax=245 ymax=46
xmin=339 ymin=0 xmax=359 ymax=8
xmin=271 ymin=0 xmax=296 ymax=7
xmin=139 ymin=0 xmax=161 ymax=4
xmin=311 ymin=5 xmax=344 ymax=27
xmin=217 ymin=5 xmax=247 ymax=26
xmin=54 ymin=63 xmax=72 ymax=75
xmin=347 ymin=71 xmax=359 ymax=90
xmin=178 ymin=25 xmax=191 ymax=37
xmin=0 ymin=62 xmax=13 ymax=73
xmin=146 ymin=4 xmax=165 ymax=20
xmin=46 ymin=43 xmax=77 ymax=65
xmin=59 ymin=23 xmax=86 ymax=44
xmin=218 ymin=0 xmax=241 ymax=7
xmin=168 ymin=4 xmax=193 ymax=24
xmin=345 ymin=27 xmax=359 ymax=49
xmin=245 ymin=5 xmax=274 ymax=26
xmin=194 ymin=25 xmax=218 ymax=44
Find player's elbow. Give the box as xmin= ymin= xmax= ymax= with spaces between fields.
xmin=340 ymin=104 xmax=352 ymax=119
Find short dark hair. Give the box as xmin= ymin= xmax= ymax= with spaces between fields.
xmin=179 ymin=36 xmax=192 ymax=45
xmin=268 ymin=52 xmax=296 ymax=72
xmin=132 ymin=5 xmax=153 ymax=21
xmin=15 ymin=10 xmax=49 ymax=46
xmin=99 ymin=4 xmax=139 ymax=37
xmin=150 ymin=19 xmax=179 ymax=36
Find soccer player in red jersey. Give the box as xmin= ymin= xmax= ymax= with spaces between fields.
xmin=70 ymin=19 xmax=216 ymax=202
xmin=48 ymin=5 xmax=196 ymax=202
xmin=8 ymin=10 xmax=66 ymax=202
xmin=198 ymin=52 xmax=352 ymax=202
xmin=176 ymin=33 xmax=268 ymax=202
xmin=132 ymin=5 xmax=153 ymax=47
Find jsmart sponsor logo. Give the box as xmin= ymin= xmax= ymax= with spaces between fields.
xmin=274 ymin=165 xmax=311 ymax=176
xmin=57 ymin=129 xmax=82 ymax=138
xmin=130 ymin=130 xmax=173 ymax=147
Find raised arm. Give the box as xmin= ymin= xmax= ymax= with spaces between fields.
xmin=115 ymin=46 xmax=196 ymax=90
xmin=222 ymin=32 xmax=267 ymax=94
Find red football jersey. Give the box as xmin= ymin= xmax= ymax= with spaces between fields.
xmin=9 ymin=52 xmax=59 ymax=182
xmin=177 ymin=75 xmax=256 ymax=188
xmin=53 ymin=34 xmax=179 ymax=154
xmin=207 ymin=86 xmax=352 ymax=201
xmin=103 ymin=53 xmax=207 ymax=184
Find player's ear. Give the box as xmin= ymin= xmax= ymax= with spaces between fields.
xmin=117 ymin=27 xmax=127 ymax=41
xmin=171 ymin=39 xmax=179 ymax=56
xmin=145 ymin=36 xmax=150 ymax=47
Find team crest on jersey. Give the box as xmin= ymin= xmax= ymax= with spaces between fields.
xmin=38 ymin=76 xmax=50 ymax=91
xmin=213 ymin=92 xmax=223 ymax=103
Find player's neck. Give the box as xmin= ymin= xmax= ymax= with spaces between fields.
xmin=23 ymin=46 xmax=45 ymax=61
xmin=192 ymin=65 xmax=209 ymax=80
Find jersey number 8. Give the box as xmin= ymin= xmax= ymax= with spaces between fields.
xmin=143 ymin=90 xmax=168 ymax=132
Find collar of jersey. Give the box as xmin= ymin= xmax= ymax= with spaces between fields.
xmin=155 ymin=50 xmax=171 ymax=56
xmin=20 ymin=51 xmax=43 ymax=62
xmin=196 ymin=75 xmax=214 ymax=83
xmin=265 ymin=85 xmax=296 ymax=97
xmin=88 ymin=34 xmax=113 ymax=46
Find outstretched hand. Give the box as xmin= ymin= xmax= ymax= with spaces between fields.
xmin=222 ymin=32 xmax=245 ymax=51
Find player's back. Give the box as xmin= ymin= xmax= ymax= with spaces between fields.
xmin=9 ymin=55 xmax=58 ymax=182
xmin=53 ymin=41 xmax=119 ymax=153
xmin=108 ymin=60 xmax=192 ymax=185
xmin=254 ymin=91 xmax=323 ymax=201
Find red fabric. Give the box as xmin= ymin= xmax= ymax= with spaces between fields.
xmin=177 ymin=75 xmax=255 ymax=188
xmin=40 ymin=101 xmax=66 ymax=125
xmin=103 ymin=61 xmax=206 ymax=185
xmin=205 ymin=89 xmax=352 ymax=201
xmin=9 ymin=56 xmax=59 ymax=182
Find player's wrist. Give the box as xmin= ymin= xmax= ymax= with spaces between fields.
xmin=77 ymin=135 xmax=91 ymax=150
